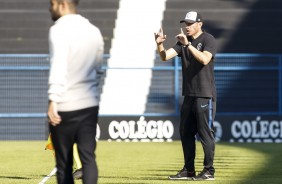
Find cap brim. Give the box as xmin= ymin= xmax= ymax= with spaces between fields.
xmin=180 ymin=20 xmax=196 ymax=23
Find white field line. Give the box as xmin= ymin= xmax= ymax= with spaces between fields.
xmin=38 ymin=167 xmax=57 ymax=184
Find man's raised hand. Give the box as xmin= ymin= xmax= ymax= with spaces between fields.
xmin=176 ymin=28 xmax=188 ymax=45
xmin=154 ymin=27 xmax=166 ymax=45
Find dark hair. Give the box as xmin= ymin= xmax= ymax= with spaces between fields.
xmin=58 ymin=0 xmax=79 ymax=5
xmin=72 ymin=0 xmax=79 ymax=5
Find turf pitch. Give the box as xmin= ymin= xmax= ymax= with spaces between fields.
xmin=0 ymin=141 xmax=281 ymax=184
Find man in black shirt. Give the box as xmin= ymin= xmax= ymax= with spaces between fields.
xmin=154 ymin=11 xmax=217 ymax=181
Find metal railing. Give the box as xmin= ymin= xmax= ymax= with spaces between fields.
xmin=0 ymin=53 xmax=282 ymax=118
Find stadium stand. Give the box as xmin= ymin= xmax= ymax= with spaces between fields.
xmin=0 ymin=0 xmax=119 ymax=54
xmin=0 ymin=0 xmax=120 ymax=140
xmin=146 ymin=0 xmax=282 ymax=114
xmin=162 ymin=0 xmax=282 ymax=53
xmin=1 ymin=0 xmax=282 ymax=140
xmin=0 ymin=0 xmax=281 ymax=54
xmin=99 ymin=0 xmax=167 ymax=115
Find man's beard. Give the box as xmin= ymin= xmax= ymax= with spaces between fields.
xmin=51 ymin=13 xmax=60 ymax=22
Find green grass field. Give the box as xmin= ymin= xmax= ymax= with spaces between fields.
xmin=0 ymin=141 xmax=281 ymax=184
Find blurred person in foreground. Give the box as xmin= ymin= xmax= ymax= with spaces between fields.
xmin=154 ymin=11 xmax=217 ymax=181
xmin=47 ymin=0 xmax=104 ymax=183
xmin=45 ymin=134 xmax=83 ymax=179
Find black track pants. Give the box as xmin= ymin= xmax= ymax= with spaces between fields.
xmin=50 ymin=106 xmax=99 ymax=184
xmin=179 ymin=96 xmax=216 ymax=174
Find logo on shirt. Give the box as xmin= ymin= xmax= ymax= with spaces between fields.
xmin=201 ymin=104 xmax=209 ymax=108
xmin=197 ymin=43 xmax=203 ymax=51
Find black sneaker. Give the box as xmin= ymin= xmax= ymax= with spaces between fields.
xmin=73 ymin=168 xmax=83 ymax=180
xmin=168 ymin=168 xmax=195 ymax=180
xmin=193 ymin=169 xmax=215 ymax=181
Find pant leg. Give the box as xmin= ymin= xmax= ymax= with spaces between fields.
xmin=73 ymin=144 xmax=82 ymax=169
xmin=194 ymin=97 xmax=216 ymax=174
xmin=50 ymin=112 xmax=78 ymax=184
xmin=179 ymin=96 xmax=197 ymax=172
xmin=75 ymin=106 xmax=99 ymax=184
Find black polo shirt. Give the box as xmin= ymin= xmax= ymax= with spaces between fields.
xmin=173 ymin=32 xmax=217 ymax=100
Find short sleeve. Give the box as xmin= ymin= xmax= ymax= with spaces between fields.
xmin=172 ymin=41 xmax=183 ymax=56
xmin=203 ymin=34 xmax=217 ymax=57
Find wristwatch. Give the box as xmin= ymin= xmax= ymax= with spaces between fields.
xmin=185 ymin=42 xmax=191 ymax=47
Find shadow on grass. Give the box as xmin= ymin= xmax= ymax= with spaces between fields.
xmin=0 ymin=176 xmax=31 ymax=180
xmin=218 ymin=143 xmax=282 ymax=184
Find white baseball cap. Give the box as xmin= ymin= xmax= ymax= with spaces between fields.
xmin=180 ymin=11 xmax=203 ymax=23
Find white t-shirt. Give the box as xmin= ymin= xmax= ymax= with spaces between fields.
xmin=48 ymin=14 xmax=104 ymax=111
